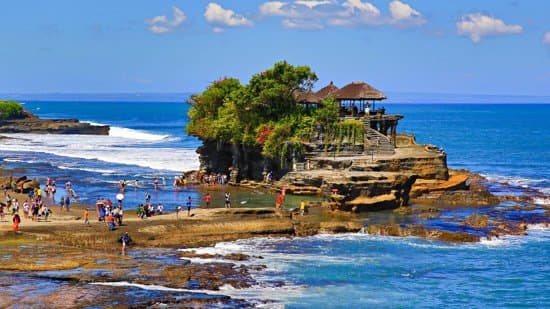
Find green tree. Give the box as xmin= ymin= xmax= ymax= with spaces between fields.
xmin=0 ymin=101 xmax=24 ymax=120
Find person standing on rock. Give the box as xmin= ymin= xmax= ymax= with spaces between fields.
xmin=12 ymin=213 xmax=21 ymax=233
xmin=204 ymin=192 xmax=211 ymax=208
xmin=224 ymin=192 xmax=231 ymax=208
xmin=275 ymin=192 xmax=284 ymax=209
xmin=120 ymin=232 xmax=131 ymax=254
xmin=83 ymin=208 xmax=90 ymax=225
xmin=186 ymin=196 xmax=192 ymax=216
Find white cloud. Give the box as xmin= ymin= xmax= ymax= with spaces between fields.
xmin=204 ymin=3 xmax=252 ymax=27
xmin=456 ymin=13 xmax=522 ymax=43
xmin=259 ymin=1 xmax=287 ymax=16
xmin=282 ymin=18 xmax=323 ymax=30
xmin=544 ymin=32 xmax=550 ymax=46
xmin=146 ymin=6 xmax=187 ymax=34
xmin=329 ymin=0 xmax=381 ymax=26
xmin=259 ymin=0 xmax=425 ymax=30
xmin=389 ymin=0 xmax=425 ymax=26
xmin=294 ymin=0 xmax=333 ymax=9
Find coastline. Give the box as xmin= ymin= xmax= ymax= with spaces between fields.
xmin=1 ymin=101 xmax=549 ymax=307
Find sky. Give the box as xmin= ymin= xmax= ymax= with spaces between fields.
xmin=0 ymin=0 xmax=549 ymax=96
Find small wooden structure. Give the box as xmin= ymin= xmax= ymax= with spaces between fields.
xmin=294 ymin=80 xmax=403 ymax=156
xmin=331 ymin=81 xmax=386 ymax=114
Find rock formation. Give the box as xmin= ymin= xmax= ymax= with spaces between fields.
xmin=0 ymin=110 xmax=109 ymax=135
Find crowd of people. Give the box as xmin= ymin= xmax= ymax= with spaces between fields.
xmin=2 ymin=172 xmax=309 ymax=247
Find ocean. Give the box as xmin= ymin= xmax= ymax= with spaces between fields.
xmin=1 ymin=100 xmax=549 ymax=307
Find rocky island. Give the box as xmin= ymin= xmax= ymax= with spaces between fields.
xmin=186 ymin=61 xmax=549 ymax=241
xmin=189 ymin=62 xmax=468 ymax=211
xmin=0 ymin=100 xmax=109 ymax=135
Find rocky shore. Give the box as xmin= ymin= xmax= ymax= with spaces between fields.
xmin=1 ymin=172 xmax=549 ymax=307
xmin=0 ymin=110 xmax=109 ymax=135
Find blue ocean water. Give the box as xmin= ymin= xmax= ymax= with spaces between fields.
xmin=1 ymin=101 xmax=549 ymax=307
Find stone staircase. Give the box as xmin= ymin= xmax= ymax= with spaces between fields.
xmin=364 ymin=127 xmax=395 ymax=155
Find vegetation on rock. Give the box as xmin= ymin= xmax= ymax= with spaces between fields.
xmin=187 ymin=62 xmax=359 ymax=164
xmin=0 ymin=101 xmax=24 ymax=120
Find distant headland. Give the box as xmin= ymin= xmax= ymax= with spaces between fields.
xmin=0 ymin=100 xmax=109 ymax=135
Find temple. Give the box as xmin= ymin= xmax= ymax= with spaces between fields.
xmin=296 ymin=81 xmax=403 ymax=156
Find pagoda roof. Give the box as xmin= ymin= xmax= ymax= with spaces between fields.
xmin=331 ymin=81 xmax=386 ymax=101
xmin=315 ymin=81 xmax=339 ymax=100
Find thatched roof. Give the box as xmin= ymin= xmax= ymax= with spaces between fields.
xmin=294 ymin=91 xmax=320 ymax=104
xmin=332 ymin=81 xmax=386 ymax=101
xmin=315 ymin=81 xmax=339 ymax=100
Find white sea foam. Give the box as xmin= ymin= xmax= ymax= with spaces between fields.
xmin=2 ymin=158 xmax=41 ymax=164
xmin=527 ymin=223 xmax=550 ymax=230
xmin=91 ymin=281 xmax=211 ymax=294
xmin=58 ymin=165 xmax=117 ymax=175
xmin=0 ymin=133 xmax=199 ymax=172
xmin=483 ymin=174 xmax=548 ymax=189
xmin=533 ymin=197 xmax=550 ymax=206
xmin=91 ymin=281 xmax=300 ymax=305
xmin=86 ymin=121 xmax=173 ymax=141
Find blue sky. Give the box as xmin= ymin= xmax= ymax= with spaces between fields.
xmin=0 ymin=0 xmax=549 ymax=96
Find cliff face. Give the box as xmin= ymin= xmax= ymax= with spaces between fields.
xmin=375 ymin=153 xmax=449 ymax=180
xmin=196 ymin=133 xmax=456 ymax=212
xmin=197 ymin=140 xmax=287 ymax=182
xmin=0 ymin=117 xmax=109 ymax=135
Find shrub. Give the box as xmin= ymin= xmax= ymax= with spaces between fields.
xmin=0 ymin=101 xmax=24 ymax=120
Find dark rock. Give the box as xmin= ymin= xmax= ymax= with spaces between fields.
xmin=0 ymin=117 xmax=109 ymax=135
xmin=463 ymin=214 xmax=489 ymax=228
xmin=367 ymin=224 xmax=480 ymax=242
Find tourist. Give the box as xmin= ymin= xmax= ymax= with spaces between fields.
xmin=137 ymin=204 xmax=145 ymax=219
xmin=84 ymin=208 xmax=90 ymax=225
xmin=13 ymin=199 xmax=19 ymax=214
xmin=176 ymin=206 xmax=182 ymax=218
xmin=134 ymin=179 xmax=139 ymax=189
xmin=36 ymin=187 xmax=42 ymax=201
xmin=154 ymin=176 xmax=159 ymax=190
xmin=204 ymin=192 xmax=211 ymax=208
xmin=117 ymin=207 xmax=124 ymax=225
xmin=145 ymin=191 xmax=151 ymax=204
xmin=31 ymin=203 xmax=39 ymax=221
xmin=108 ymin=213 xmax=116 ymax=231
xmin=42 ymin=205 xmax=49 ymax=221
xmin=112 ymin=207 xmax=120 ymax=224
xmin=65 ymin=195 xmax=71 ymax=211
xmin=224 ymin=192 xmax=231 ymax=208
xmin=0 ymin=204 xmax=4 ymax=222
xmin=266 ymin=171 xmax=273 ymax=184
xmin=120 ymin=232 xmax=131 ymax=251
xmin=275 ymin=192 xmax=284 ymax=209
xmin=59 ymin=196 xmax=65 ymax=210
xmin=12 ymin=213 xmax=21 ymax=233
xmin=156 ymin=204 xmax=164 ymax=215
xmin=23 ymin=200 xmax=30 ymax=217
xmin=186 ymin=196 xmax=192 ymax=216
xmin=28 ymin=188 xmax=34 ymax=200
xmin=300 ymin=201 xmax=306 ymax=216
